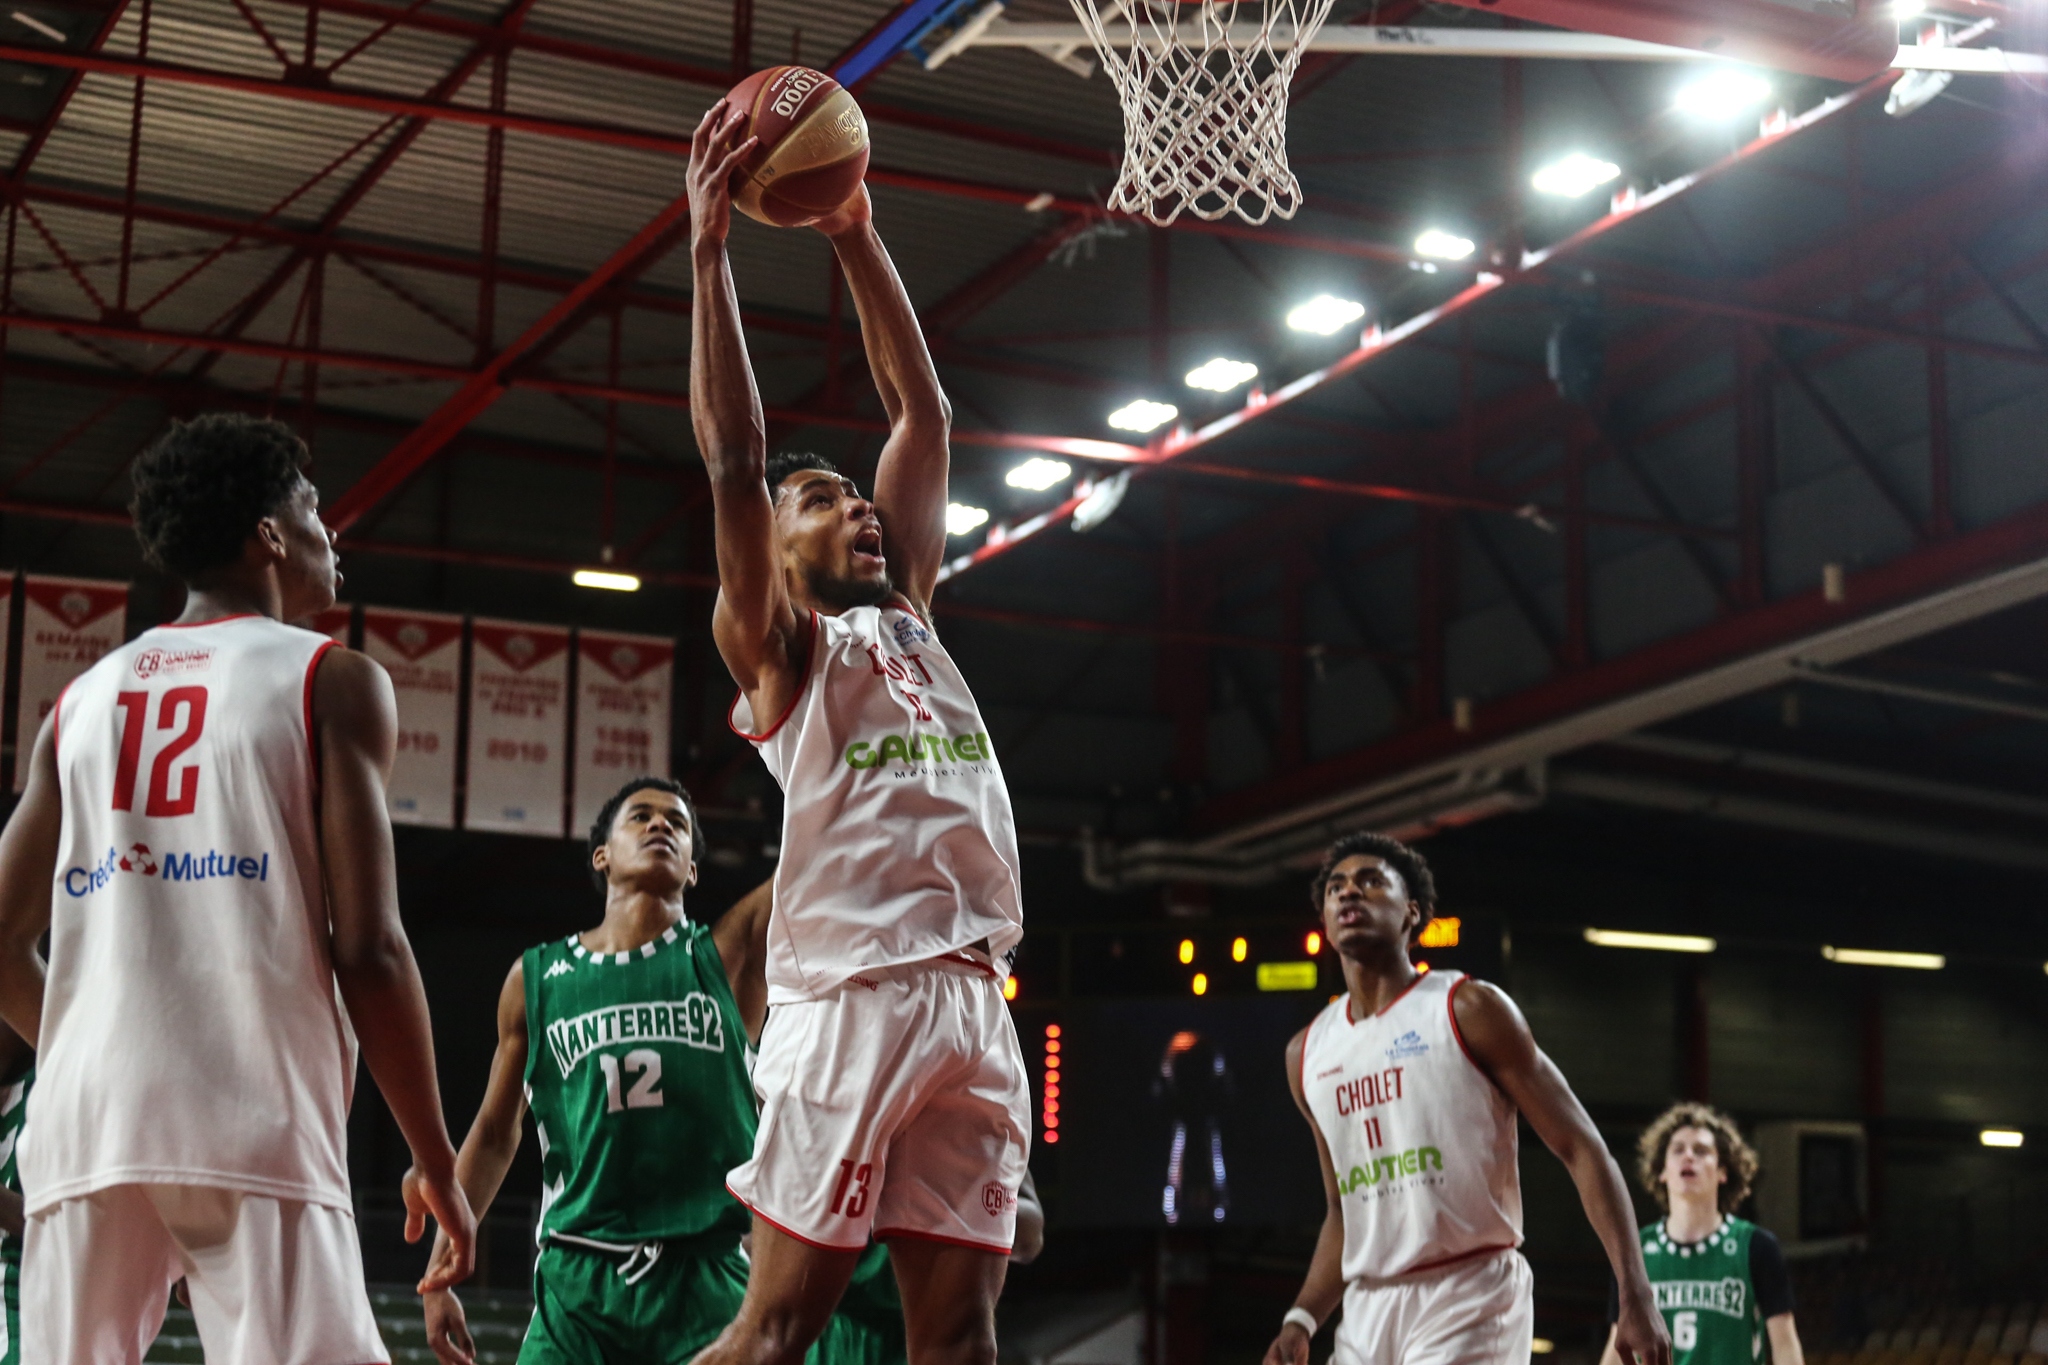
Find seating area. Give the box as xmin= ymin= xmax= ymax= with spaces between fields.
xmin=1797 ymin=1260 xmax=2048 ymax=1365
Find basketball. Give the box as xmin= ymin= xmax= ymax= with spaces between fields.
xmin=724 ymin=66 xmax=870 ymax=228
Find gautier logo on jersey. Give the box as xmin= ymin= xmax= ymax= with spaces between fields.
xmin=844 ymin=732 xmax=994 ymax=770
xmin=63 ymin=844 xmax=270 ymax=896
xmin=544 ymin=996 xmax=726 ymax=1076
xmin=1339 ymin=1146 xmax=1444 ymax=1195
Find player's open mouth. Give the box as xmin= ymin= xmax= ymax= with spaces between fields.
xmin=853 ymin=527 xmax=884 ymax=563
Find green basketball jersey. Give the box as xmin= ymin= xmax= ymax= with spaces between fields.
xmin=523 ymin=922 xmax=756 ymax=1243
xmin=1640 ymin=1217 xmax=1766 ymax=1365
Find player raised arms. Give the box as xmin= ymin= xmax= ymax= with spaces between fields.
xmin=687 ymin=98 xmax=952 ymax=731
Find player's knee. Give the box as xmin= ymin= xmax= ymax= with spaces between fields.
xmin=742 ymin=1301 xmax=835 ymax=1365
xmin=910 ymin=1310 xmax=998 ymax=1365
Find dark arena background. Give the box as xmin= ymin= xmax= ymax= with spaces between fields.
xmin=0 ymin=0 xmax=2045 ymax=1360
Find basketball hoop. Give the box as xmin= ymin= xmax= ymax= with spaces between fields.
xmin=1067 ymin=0 xmax=1339 ymax=227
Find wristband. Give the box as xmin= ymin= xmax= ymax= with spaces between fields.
xmin=1283 ymin=1308 xmax=1319 ymax=1337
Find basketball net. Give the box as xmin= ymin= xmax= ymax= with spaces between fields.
xmin=1068 ymin=0 xmax=1338 ymax=226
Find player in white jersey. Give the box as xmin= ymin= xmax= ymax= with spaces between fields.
xmin=684 ymin=102 xmax=1028 ymax=1365
xmin=0 ymin=413 xmax=475 ymax=1363
xmin=1265 ymin=833 xmax=1669 ymax=1365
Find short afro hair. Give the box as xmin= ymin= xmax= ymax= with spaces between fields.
xmin=1309 ymin=832 xmax=1438 ymax=935
xmin=586 ymin=776 xmax=699 ymax=892
xmin=1637 ymin=1102 xmax=1759 ymax=1214
xmin=130 ymin=413 xmax=309 ymax=581
xmin=765 ymin=451 xmax=840 ymax=496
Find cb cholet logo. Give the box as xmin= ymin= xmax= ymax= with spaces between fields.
xmin=980 ymin=1182 xmax=1014 ymax=1218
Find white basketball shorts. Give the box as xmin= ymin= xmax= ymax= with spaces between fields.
xmin=1334 ymin=1249 xmax=1534 ymax=1365
xmin=22 ymin=1183 xmax=387 ymax=1365
xmin=727 ymin=955 xmax=1030 ymax=1253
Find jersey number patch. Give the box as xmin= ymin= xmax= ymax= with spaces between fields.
xmin=597 ymin=1049 xmax=663 ymax=1112
xmin=830 ymin=1159 xmax=873 ymax=1218
xmin=113 ymin=687 xmax=208 ymax=817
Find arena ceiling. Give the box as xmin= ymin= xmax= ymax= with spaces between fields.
xmin=0 ymin=0 xmax=2045 ymax=889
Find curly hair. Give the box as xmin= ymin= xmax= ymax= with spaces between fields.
xmin=1309 ymin=832 xmax=1438 ymax=936
xmin=129 ymin=413 xmax=309 ymax=581
xmin=1636 ymin=1102 xmax=1759 ymax=1214
xmin=765 ymin=451 xmax=840 ymax=495
xmin=587 ymin=776 xmax=699 ymax=893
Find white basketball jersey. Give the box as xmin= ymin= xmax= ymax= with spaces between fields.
xmin=1301 ymin=971 xmax=1522 ymax=1281
xmin=26 ymin=614 xmax=356 ymax=1214
xmin=731 ymin=601 xmax=1023 ymax=1003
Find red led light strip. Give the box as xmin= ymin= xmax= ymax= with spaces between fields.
xmin=1042 ymin=1023 xmax=1062 ymax=1145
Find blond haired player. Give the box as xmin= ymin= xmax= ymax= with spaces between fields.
xmin=1265 ymin=833 xmax=1669 ymax=1365
xmin=1598 ymin=1105 xmax=1803 ymax=1365
xmin=0 ymin=413 xmax=474 ymax=1362
xmin=683 ymin=99 xmax=1028 ymax=1365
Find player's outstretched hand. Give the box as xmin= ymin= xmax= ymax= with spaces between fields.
xmin=423 ymin=1288 xmax=477 ymax=1365
xmin=1616 ymin=1286 xmax=1674 ymax=1365
xmin=402 ymin=1162 xmax=478 ymax=1292
xmin=811 ymin=184 xmax=873 ymax=239
xmin=1262 ymin=1321 xmax=1312 ymax=1365
xmin=688 ymin=99 xmax=759 ymax=254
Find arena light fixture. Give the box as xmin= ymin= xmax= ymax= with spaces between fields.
xmin=1583 ymin=928 xmax=1717 ymax=953
xmin=1003 ymin=975 xmax=1018 ymax=1001
xmin=1675 ymin=68 xmax=1774 ymax=120
xmin=1178 ymin=938 xmax=1196 ymax=965
xmin=1231 ymin=936 xmax=1248 ymax=963
xmin=1895 ymin=0 xmax=1926 ymax=14
xmin=945 ymin=502 xmax=990 ymax=537
xmin=1258 ymin=961 xmax=1319 ymax=992
xmin=1305 ymin=930 xmax=1322 ymax=955
xmin=1006 ymin=456 xmax=1072 ymax=492
xmin=1414 ymin=228 xmax=1477 ymax=262
xmin=1822 ymin=946 xmax=1944 ymax=969
xmin=572 ymin=568 xmax=641 ymax=592
xmin=1532 ymin=1341 xmax=1556 ymax=1356
xmin=1981 ymin=1129 xmax=2024 ymax=1148
xmin=1532 ymin=153 xmax=1622 ymax=199
xmin=1286 ymin=294 xmax=1366 ymax=336
xmin=1108 ymin=398 xmax=1179 ymax=433
xmin=1191 ymin=972 xmax=1209 ymax=996
xmin=1185 ymin=357 xmax=1260 ymax=392
xmin=1418 ymin=917 xmax=1461 ymax=949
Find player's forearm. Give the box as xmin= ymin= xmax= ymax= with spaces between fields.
xmin=690 ymin=246 xmax=768 ymax=485
xmin=1290 ymin=1207 xmax=1348 ymax=1323
xmin=425 ymin=1114 xmax=520 ymax=1267
xmin=1569 ymin=1140 xmax=1655 ymax=1303
xmin=1767 ymin=1317 xmax=1805 ymax=1365
xmin=335 ymin=943 xmax=458 ymax=1175
xmin=829 ymin=224 xmax=949 ymax=431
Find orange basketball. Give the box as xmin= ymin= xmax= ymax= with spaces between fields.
xmin=724 ymin=66 xmax=870 ymax=228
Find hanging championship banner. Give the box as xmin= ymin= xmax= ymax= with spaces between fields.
xmin=361 ymin=608 xmax=462 ymax=828
xmin=306 ymin=604 xmax=352 ymax=647
xmin=571 ymin=630 xmax=675 ymax=835
xmin=16 ymin=576 xmax=126 ymax=792
xmin=466 ymin=619 xmax=570 ymax=838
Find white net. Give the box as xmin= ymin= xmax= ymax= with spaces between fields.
xmin=1068 ymin=0 xmax=1338 ymax=226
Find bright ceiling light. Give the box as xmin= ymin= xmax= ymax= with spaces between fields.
xmin=946 ymin=502 xmax=990 ymax=536
xmin=1895 ymin=0 xmax=1927 ymax=15
xmin=1982 ymin=1129 xmax=2024 ymax=1148
xmin=1286 ymin=294 xmax=1367 ymax=336
xmin=1415 ymin=228 xmax=1476 ymax=262
xmin=1583 ymin=928 xmax=1716 ymax=954
xmin=1532 ymin=152 xmax=1622 ymax=199
xmin=1822 ymin=946 xmax=1944 ymax=969
xmin=1185 ymin=357 xmax=1259 ymax=392
xmin=1005 ymin=456 xmax=1072 ymax=492
xmin=1107 ymin=399 xmax=1178 ymax=433
xmin=572 ymin=568 xmax=641 ymax=592
xmin=1675 ymin=68 xmax=1773 ymax=120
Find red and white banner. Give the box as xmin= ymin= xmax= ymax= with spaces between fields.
xmin=466 ymin=619 xmax=570 ymax=838
xmin=361 ymin=608 xmax=462 ymax=828
xmin=16 ymin=576 xmax=126 ymax=791
xmin=306 ymin=604 xmax=352 ymax=647
xmin=571 ymin=630 xmax=674 ymax=835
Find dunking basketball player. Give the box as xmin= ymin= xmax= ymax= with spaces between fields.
xmin=684 ymin=100 xmax=1028 ymax=1365
xmin=418 ymin=777 xmax=906 ymax=1365
xmin=0 ymin=413 xmax=474 ymax=1362
xmin=1265 ymin=833 xmax=1670 ymax=1365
